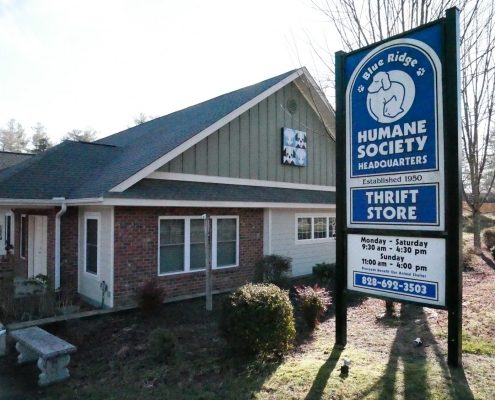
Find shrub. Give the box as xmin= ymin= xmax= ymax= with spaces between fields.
xmin=295 ymin=285 xmax=332 ymax=331
xmin=219 ymin=283 xmax=296 ymax=356
xmin=463 ymin=245 xmax=477 ymax=270
xmin=135 ymin=280 xmax=164 ymax=313
xmin=253 ymin=255 xmax=292 ymax=287
xmin=312 ymin=263 xmax=336 ymax=288
xmin=148 ymin=328 xmax=176 ymax=362
xmin=483 ymin=227 xmax=495 ymax=249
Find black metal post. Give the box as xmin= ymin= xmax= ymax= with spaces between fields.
xmin=444 ymin=7 xmax=462 ymax=368
xmin=335 ymin=50 xmax=347 ymax=347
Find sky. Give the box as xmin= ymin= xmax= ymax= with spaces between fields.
xmin=0 ymin=0 xmax=338 ymax=143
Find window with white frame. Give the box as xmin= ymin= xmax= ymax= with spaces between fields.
xmin=296 ymin=215 xmax=336 ymax=242
xmin=158 ymin=216 xmax=239 ymax=275
xmin=84 ymin=213 xmax=100 ymax=275
xmin=215 ymin=218 xmax=238 ymax=268
xmin=20 ymin=215 xmax=27 ymax=259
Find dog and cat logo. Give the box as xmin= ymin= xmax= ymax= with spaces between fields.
xmin=282 ymin=128 xmax=307 ymax=166
xmin=353 ymin=45 xmax=427 ymax=125
xmin=365 ymin=70 xmax=415 ymax=123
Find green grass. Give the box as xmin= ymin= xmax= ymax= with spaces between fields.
xmin=463 ymin=336 xmax=495 ymax=356
xmin=31 ymin=262 xmax=495 ymax=400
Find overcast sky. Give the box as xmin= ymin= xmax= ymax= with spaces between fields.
xmin=0 ymin=0 xmax=338 ymax=142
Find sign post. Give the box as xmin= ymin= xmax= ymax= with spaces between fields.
xmin=335 ymin=8 xmax=462 ymax=366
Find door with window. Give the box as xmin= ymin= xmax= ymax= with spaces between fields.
xmin=78 ymin=212 xmax=101 ymax=304
xmin=27 ymin=215 xmax=48 ymax=277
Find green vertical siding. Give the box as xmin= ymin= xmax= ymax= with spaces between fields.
xmin=158 ymin=82 xmax=335 ymax=186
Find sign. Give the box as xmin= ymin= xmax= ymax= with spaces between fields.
xmin=346 ymin=30 xmax=445 ymax=231
xmin=335 ymin=8 xmax=462 ymax=366
xmin=347 ymin=233 xmax=445 ymax=306
xmin=282 ymin=128 xmax=307 ymax=166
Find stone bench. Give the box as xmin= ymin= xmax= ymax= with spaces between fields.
xmin=10 ymin=326 xmax=77 ymax=386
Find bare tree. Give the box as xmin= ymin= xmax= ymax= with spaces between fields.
xmin=31 ymin=122 xmax=53 ymax=153
xmin=63 ymin=128 xmax=97 ymax=142
xmin=311 ymin=0 xmax=495 ymax=249
xmin=0 ymin=119 xmax=29 ymax=152
xmin=460 ymin=1 xmax=495 ymax=249
xmin=132 ymin=113 xmax=155 ymax=126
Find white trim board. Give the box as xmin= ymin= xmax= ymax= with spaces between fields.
xmin=110 ymin=68 xmax=334 ymax=193
xmin=100 ymin=198 xmax=336 ymax=209
xmin=147 ymin=172 xmax=336 ymax=192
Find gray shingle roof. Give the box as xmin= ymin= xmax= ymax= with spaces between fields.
xmin=0 ymin=141 xmax=119 ymax=199
xmin=0 ymin=151 xmax=33 ymax=171
xmin=106 ymin=179 xmax=335 ymax=204
xmin=0 ymin=68 xmax=333 ymax=205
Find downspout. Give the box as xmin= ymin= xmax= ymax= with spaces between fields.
xmin=53 ymin=197 xmax=67 ymax=290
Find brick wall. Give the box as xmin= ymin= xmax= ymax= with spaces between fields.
xmin=113 ymin=207 xmax=264 ymax=306
xmin=60 ymin=207 xmax=79 ymax=301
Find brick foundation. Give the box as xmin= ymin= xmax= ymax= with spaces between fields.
xmin=113 ymin=207 xmax=264 ymax=306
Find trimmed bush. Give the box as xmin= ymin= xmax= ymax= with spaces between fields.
xmin=253 ymin=255 xmax=292 ymax=287
xmin=295 ymin=285 xmax=332 ymax=331
xmin=148 ymin=328 xmax=176 ymax=363
xmin=135 ymin=280 xmax=164 ymax=313
xmin=219 ymin=283 xmax=296 ymax=356
xmin=312 ymin=263 xmax=336 ymax=288
xmin=483 ymin=227 xmax=495 ymax=249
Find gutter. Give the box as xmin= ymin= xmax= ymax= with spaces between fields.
xmin=0 ymin=197 xmax=103 ymax=206
xmin=53 ymin=197 xmax=67 ymax=290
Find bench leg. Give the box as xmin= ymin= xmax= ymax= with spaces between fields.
xmin=15 ymin=342 xmax=38 ymax=364
xmin=37 ymin=355 xmax=71 ymax=386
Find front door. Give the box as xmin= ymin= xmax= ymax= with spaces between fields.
xmin=28 ymin=215 xmax=48 ymax=277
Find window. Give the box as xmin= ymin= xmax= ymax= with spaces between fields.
xmin=159 ymin=219 xmax=185 ymax=274
xmin=216 ymin=218 xmax=237 ymax=267
xmin=314 ymin=217 xmax=327 ymax=239
xmin=84 ymin=214 xmax=99 ymax=275
xmin=20 ymin=215 xmax=27 ymax=259
xmin=5 ymin=215 xmax=12 ymax=247
xmin=329 ymin=217 xmax=336 ymax=239
xmin=296 ymin=215 xmax=336 ymax=242
xmin=158 ymin=216 xmax=239 ymax=275
xmin=297 ymin=218 xmax=311 ymax=240
xmin=189 ymin=219 xmax=205 ymax=270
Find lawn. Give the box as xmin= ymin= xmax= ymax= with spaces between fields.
xmin=1 ymin=247 xmax=494 ymax=399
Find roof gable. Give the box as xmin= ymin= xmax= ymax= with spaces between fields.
xmin=0 ymin=68 xmax=334 ymax=200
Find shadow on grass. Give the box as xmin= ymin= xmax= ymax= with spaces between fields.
xmin=357 ymin=304 xmax=474 ymax=400
xmin=304 ymin=345 xmax=343 ymax=400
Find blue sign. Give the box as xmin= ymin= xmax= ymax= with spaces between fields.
xmin=351 ymin=184 xmax=439 ymax=225
xmin=345 ymin=25 xmax=445 ymax=231
xmin=346 ymin=25 xmax=443 ymax=178
xmin=353 ymin=272 xmax=438 ymax=301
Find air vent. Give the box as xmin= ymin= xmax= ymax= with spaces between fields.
xmin=286 ymin=99 xmax=297 ymax=114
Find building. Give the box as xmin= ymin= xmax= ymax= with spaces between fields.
xmin=0 ymin=151 xmax=33 ymax=259
xmin=0 ymin=68 xmax=336 ymax=308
